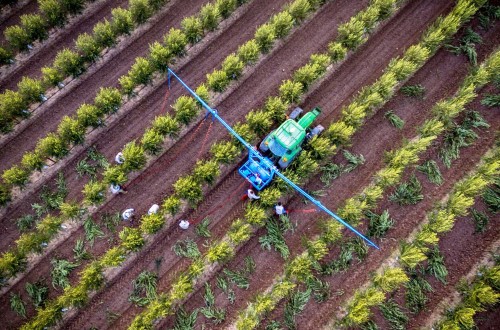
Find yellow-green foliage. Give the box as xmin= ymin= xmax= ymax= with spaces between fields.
xmin=373 ymin=267 xmax=409 ymax=292
xmin=286 ymin=254 xmax=313 ymax=281
xmin=206 ymin=241 xmax=233 ymax=263
xmin=400 ymin=244 xmax=427 ymax=269
xmin=140 ymin=213 xmax=165 ymax=234
xmin=228 ymin=219 xmax=252 ymax=245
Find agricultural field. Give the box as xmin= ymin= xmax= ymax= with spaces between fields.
xmin=0 ymin=0 xmax=499 ymax=329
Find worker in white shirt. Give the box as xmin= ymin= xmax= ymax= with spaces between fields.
xmin=274 ymin=202 xmax=287 ymax=216
xmin=122 ymin=208 xmax=135 ymax=221
xmin=179 ymin=219 xmax=190 ymax=230
xmin=115 ymin=152 xmax=125 ymax=164
xmin=148 ymin=204 xmax=159 ymax=215
xmin=110 ymin=184 xmax=127 ymax=194
xmin=247 ymin=189 xmax=260 ymax=201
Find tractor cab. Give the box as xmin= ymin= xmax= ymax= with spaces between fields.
xmin=260 ymin=107 xmax=324 ymax=169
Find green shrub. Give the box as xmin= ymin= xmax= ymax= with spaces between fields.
xmin=174 ymin=175 xmax=203 ymax=205
xmin=207 ymin=69 xmax=230 ymax=92
xmin=21 ymin=14 xmax=48 ymax=42
xmin=2 ymin=165 xmax=30 ymax=187
xmin=338 ymin=17 xmax=366 ymax=49
xmin=149 ymin=41 xmax=172 ymax=71
xmin=39 ymin=0 xmax=66 ymax=27
xmin=149 ymin=0 xmax=167 ymax=11
xmin=57 ymin=116 xmax=86 ymax=145
xmin=0 ymin=46 xmax=13 ymax=65
xmin=93 ymin=20 xmax=117 ymax=48
xmin=53 ymin=48 xmax=84 ymax=77
xmin=195 ymin=84 xmax=210 ymax=106
xmin=200 ymin=3 xmax=220 ymax=31
xmin=152 ymin=114 xmax=179 ymax=137
xmin=119 ymin=75 xmax=135 ymax=95
xmin=401 ymin=84 xmax=426 ymax=98
xmin=75 ymin=33 xmax=101 ymax=62
xmin=36 ymin=133 xmax=68 ymax=159
xmin=234 ymin=122 xmax=257 ymax=142
xmin=103 ymin=166 xmax=128 ymax=185
xmin=76 ymin=103 xmax=102 ymax=127
xmin=264 ymin=96 xmax=287 ymax=120
xmin=140 ymin=213 xmax=165 ymax=234
xmin=287 ymin=0 xmax=311 ymax=22
xmin=141 ymin=128 xmax=164 ymax=155
xmin=310 ymin=53 xmax=330 ymax=75
xmin=0 ymin=184 xmax=12 ymax=205
xmin=129 ymin=57 xmax=154 ymax=85
xmin=193 ymin=160 xmax=220 ymax=184
xmin=94 ymin=87 xmax=122 ymax=114
xmin=328 ymin=41 xmax=347 ymax=62
xmin=211 ymin=141 xmax=240 ymax=163
xmin=279 ymin=79 xmax=303 ymax=104
xmin=82 ymin=180 xmax=106 ymax=205
xmin=4 ymin=25 xmax=30 ymax=51
xmin=21 ymin=152 xmax=45 ymax=171
xmin=216 ymin=0 xmax=237 ymax=18
xmin=42 ymin=66 xmax=64 ymax=87
xmin=61 ymin=0 xmax=85 ymax=14
xmin=120 ymin=227 xmax=145 ymax=252
xmin=111 ymin=8 xmax=134 ymax=35
xmin=222 ymin=53 xmax=244 ymax=79
xmin=182 ymin=16 xmax=203 ymax=44
xmin=173 ymin=95 xmax=198 ymax=124
xmin=130 ymin=0 xmax=152 ymax=24
xmin=293 ymin=63 xmax=319 ymax=89
xmin=255 ymin=23 xmax=276 ymax=53
xmin=122 ymin=140 xmax=147 ymax=171
xmin=17 ymin=77 xmax=44 ymax=103
xmin=165 ymin=28 xmax=188 ymax=56
xmin=246 ymin=110 xmax=272 ymax=135
xmin=271 ymin=11 xmax=294 ymax=38
xmin=384 ymin=110 xmax=404 ymax=129
xmin=237 ymin=40 xmax=259 ymax=64
xmin=162 ymin=195 xmax=181 ymax=215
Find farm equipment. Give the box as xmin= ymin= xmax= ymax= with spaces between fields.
xmin=167 ymin=68 xmax=379 ymax=249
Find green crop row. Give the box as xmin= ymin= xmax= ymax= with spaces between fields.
xmin=340 ymin=145 xmax=499 ymax=327
xmin=0 ymin=0 xmax=94 ymax=60
xmin=436 ymin=263 xmax=500 ymax=330
xmin=16 ymin=0 xmax=329 ymax=328
xmin=0 ymin=0 xmax=176 ymax=133
xmin=0 ymin=0 xmax=251 ymax=284
xmin=234 ymin=1 xmax=491 ymax=328
xmin=0 ymin=0 xmax=253 ymax=205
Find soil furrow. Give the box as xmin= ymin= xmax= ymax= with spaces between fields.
xmin=0 ymin=0 xmax=124 ymax=90
xmin=0 ymin=0 xmax=208 ymax=172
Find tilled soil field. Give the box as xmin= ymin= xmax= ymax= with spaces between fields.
xmin=0 ymin=0 xmax=499 ymax=329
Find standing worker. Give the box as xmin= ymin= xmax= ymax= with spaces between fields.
xmin=275 ymin=202 xmax=287 ymax=216
xmin=247 ymin=189 xmax=260 ymax=201
xmin=122 ymin=208 xmax=135 ymax=221
xmin=115 ymin=152 xmax=125 ymax=164
xmin=148 ymin=204 xmax=159 ymax=215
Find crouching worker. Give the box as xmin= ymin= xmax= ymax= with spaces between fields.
xmin=110 ymin=184 xmax=127 ymax=194
xmin=122 ymin=208 xmax=135 ymax=221
xmin=274 ymin=202 xmax=287 ymax=216
xmin=179 ymin=219 xmax=190 ymax=230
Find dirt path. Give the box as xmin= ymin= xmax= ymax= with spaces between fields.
xmin=475 ymin=306 xmax=500 ymax=330
xmin=157 ymin=8 xmax=500 ymax=329
xmin=0 ymin=0 xmax=124 ymax=90
xmin=0 ymin=0 xmax=208 ymax=173
xmin=0 ymin=0 xmax=37 ymax=45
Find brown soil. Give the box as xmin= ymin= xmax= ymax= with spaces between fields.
xmin=0 ymin=0 xmax=125 ymax=90
xmin=475 ymin=305 xmax=500 ymax=330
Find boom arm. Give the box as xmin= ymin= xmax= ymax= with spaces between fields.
xmin=167 ymin=68 xmax=379 ymax=250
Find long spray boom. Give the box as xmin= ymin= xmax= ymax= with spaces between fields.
xmin=167 ymin=68 xmax=379 ymax=249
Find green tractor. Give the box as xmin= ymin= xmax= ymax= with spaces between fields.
xmin=259 ymin=107 xmax=324 ymax=168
